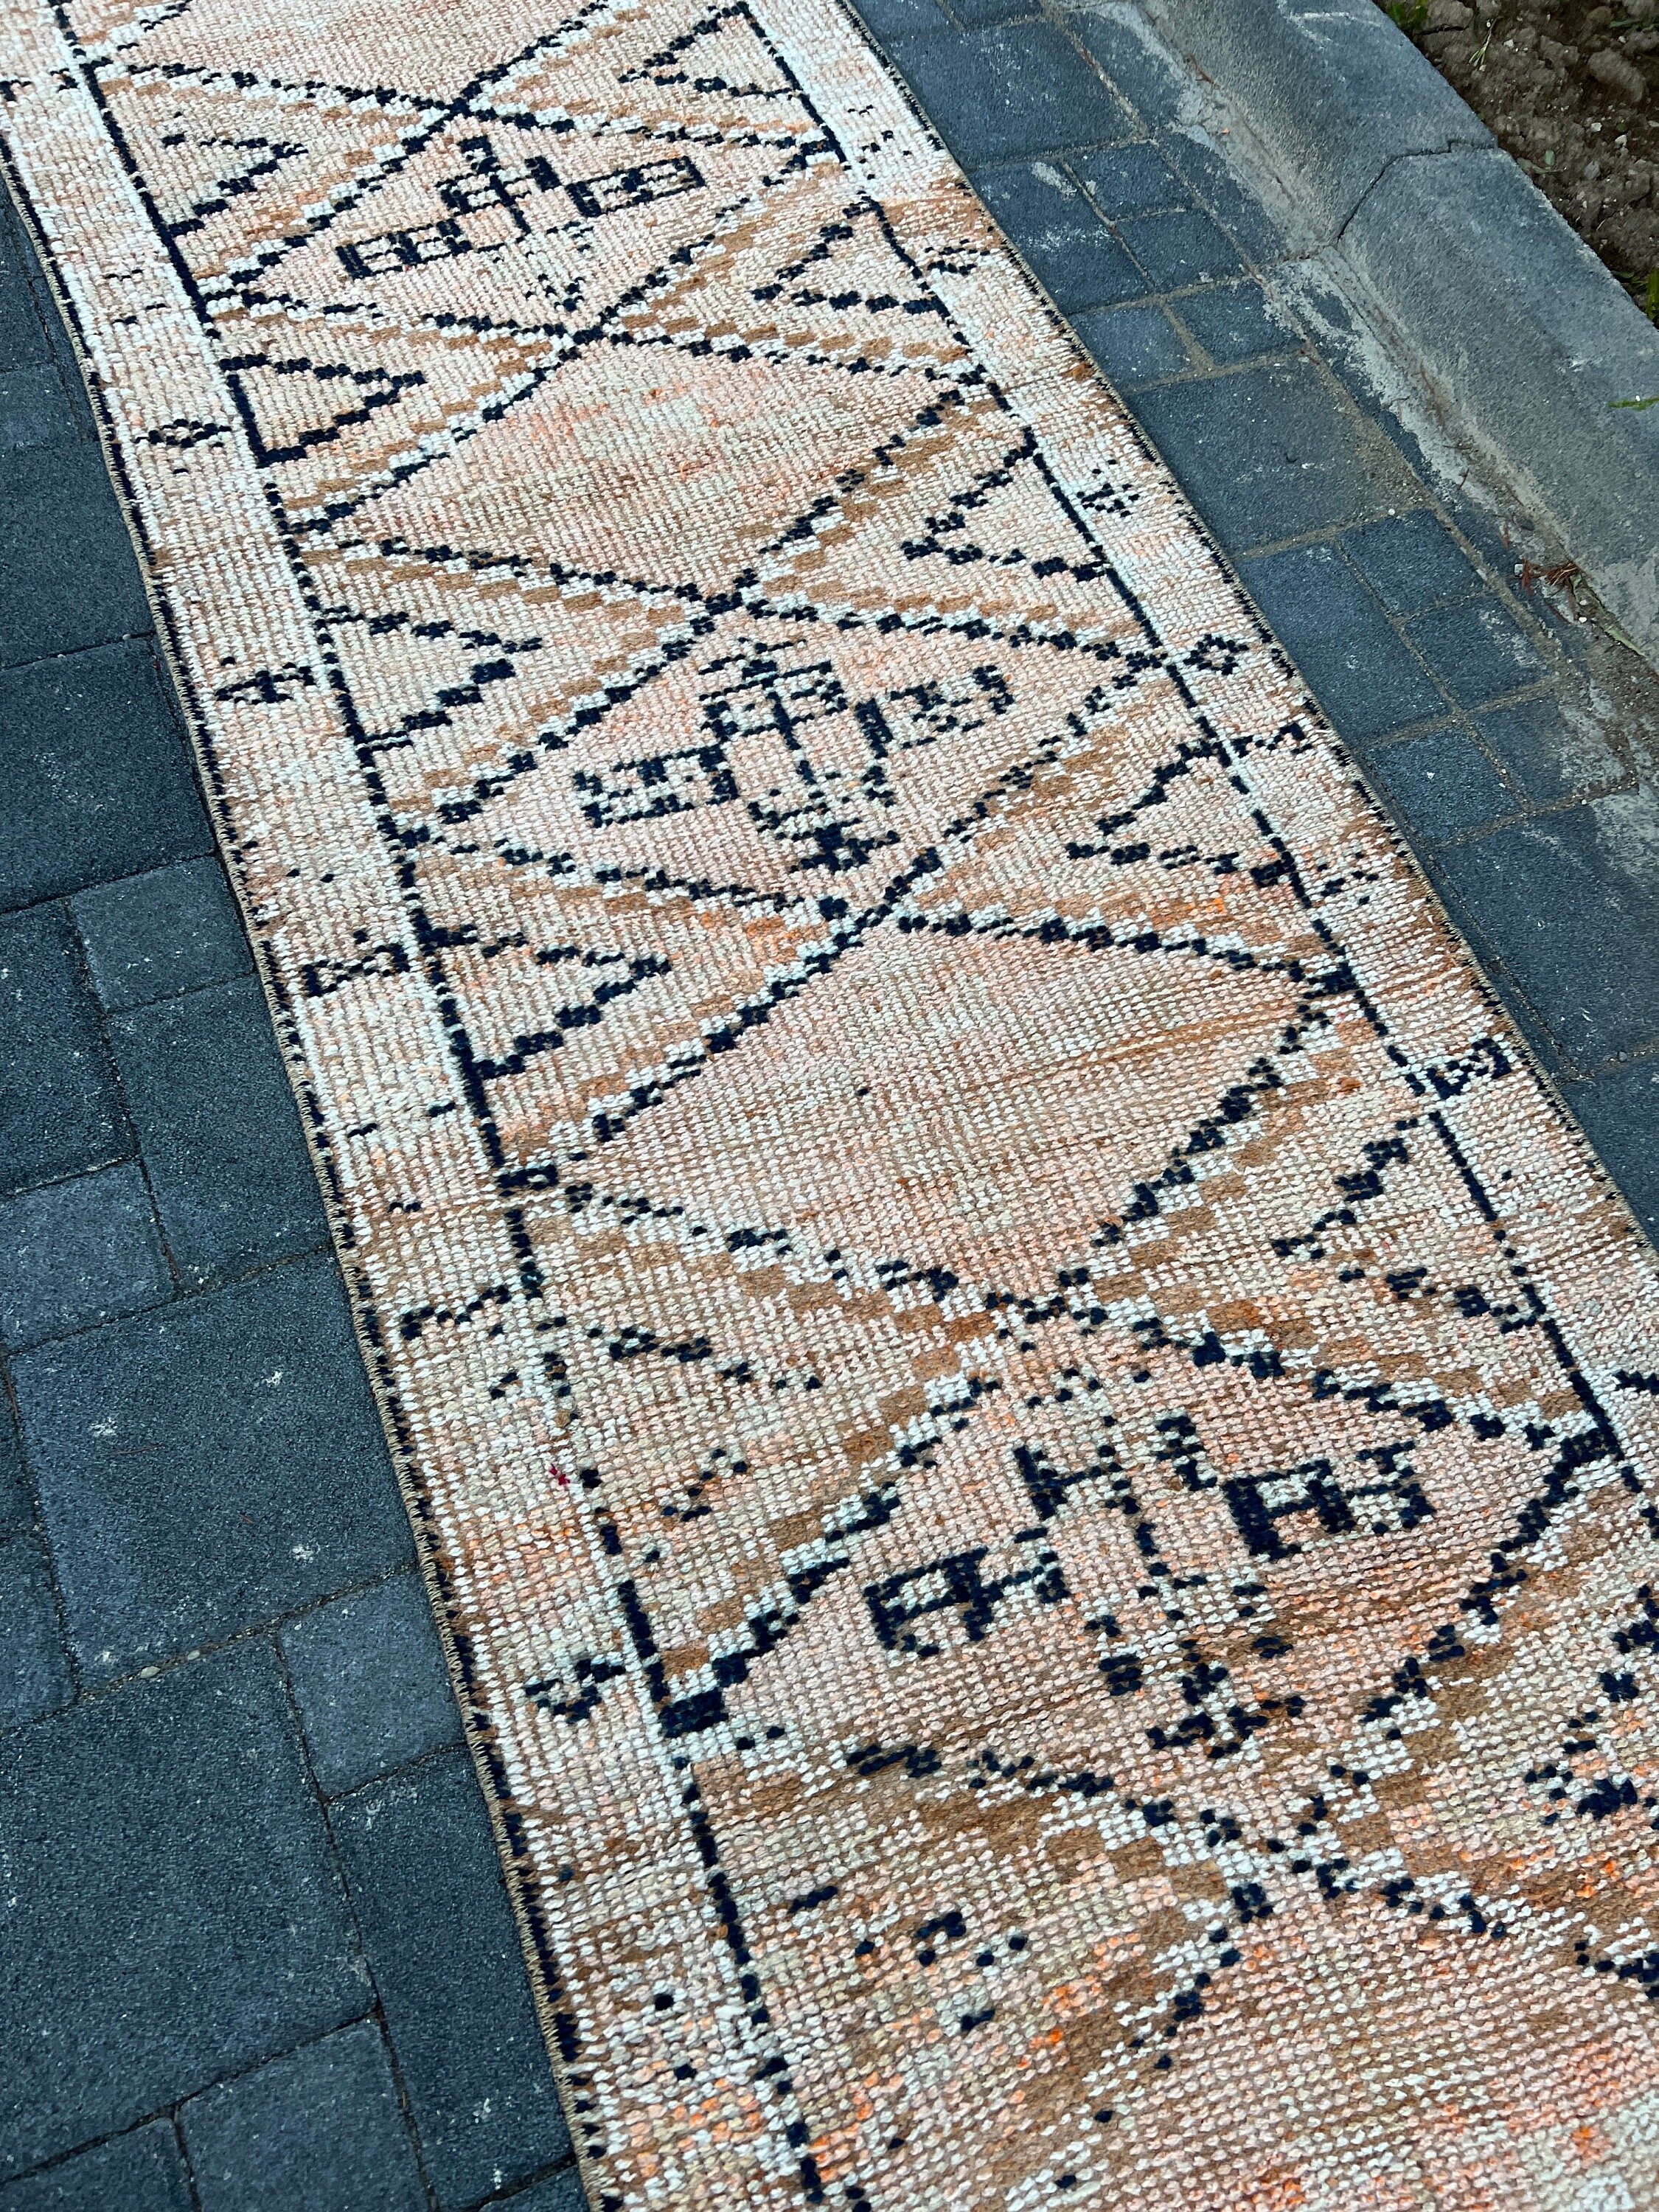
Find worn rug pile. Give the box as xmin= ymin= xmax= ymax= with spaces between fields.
xmin=5 ymin=0 xmax=1659 ymax=2201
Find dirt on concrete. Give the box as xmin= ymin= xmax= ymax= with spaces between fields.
xmin=1380 ymin=0 xmax=1658 ymax=315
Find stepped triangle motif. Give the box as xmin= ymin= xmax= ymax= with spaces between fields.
xmin=9 ymin=0 xmax=1658 ymax=2203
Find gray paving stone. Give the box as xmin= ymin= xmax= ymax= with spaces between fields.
xmin=0 ymin=365 xmax=74 ymax=453
xmin=1114 ymin=207 xmax=1242 ymax=291
xmin=13 ymin=1256 xmax=411 ymax=1680
xmin=493 ymin=2168 xmax=586 ymax=2212
xmin=74 ymin=858 xmax=251 ymax=1012
xmin=1477 ymin=695 xmax=1623 ymax=807
xmin=0 ymin=641 xmax=211 ymax=913
xmin=1070 ymin=140 xmax=1187 ymax=220
xmin=181 ymin=2023 xmax=425 ymax=2212
xmin=845 ymin=0 xmax=949 ymax=37
xmin=1175 ymin=280 xmax=1295 ymax=366
xmin=1239 ymin=542 xmax=1445 ymax=747
xmin=1342 ymin=509 xmax=1481 ymax=616
xmin=0 ymin=1161 xmax=170 ymax=1352
xmin=1130 ymin=358 xmax=1399 ymax=552
xmin=1561 ymin=1059 xmax=1659 ymax=1242
xmin=109 ymin=978 xmax=327 ymax=1282
xmin=0 ymin=220 xmax=50 ymax=375
xmin=0 ymin=446 xmax=152 ymax=668
xmin=1367 ymin=728 xmax=1512 ymax=844
xmin=975 ymin=162 xmax=1145 ymax=310
xmin=1405 ymin=598 xmax=1548 ymax=709
xmin=0 ymin=1534 xmax=71 ymax=1731
xmin=0 ymin=1396 xmax=27 ymax=1537
xmin=953 ymin=0 xmax=1039 ymax=21
xmin=1341 ymin=144 xmax=1659 ymax=665
xmin=0 ymin=2124 xmax=191 ymax=2212
xmin=1432 ymin=790 xmax=1659 ymax=1065
xmin=0 ymin=1642 xmax=366 ymax=2179
xmin=1070 ymin=302 xmax=1189 ymax=386
xmin=0 ymin=905 xmax=126 ymax=1200
xmin=333 ymin=1751 xmax=568 ymax=2209
xmin=1060 ymin=3 xmax=1189 ymax=125
xmin=890 ymin=23 xmax=1133 ymax=167
xmin=1155 ymin=128 xmax=1288 ymax=266
xmin=281 ymin=1571 xmax=463 ymax=1798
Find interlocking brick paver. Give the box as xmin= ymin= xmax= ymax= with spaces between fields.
xmin=1131 ymin=359 xmax=1402 ymax=551
xmin=1070 ymin=139 xmax=1186 ymax=218
xmin=74 ymin=858 xmax=252 ymax=1012
xmin=1175 ymin=279 xmax=1295 ymax=365
xmin=1477 ymin=695 xmax=1624 ymax=806
xmin=0 ymin=905 xmax=126 ymax=1198
xmin=1070 ymin=300 xmax=1191 ymax=385
xmin=1155 ymin=127 xmax=1287 ymax=263
xmin=955 ymin=0 xmax=1038 ymax=21
xmin=1433 ymin=789 xmax=1659 ymax=1065
xmin=887 ymin=22 xmax=1133 ymax=166
xmin=109 ymin=978 xmax=327 ymax=1281
xmin=0 ymin=1534 xmax=72 ymax=1729
xmin=1563 ymin=1060 xmax=1659 ymax=1240
xmin=1061 ymin=3 xmax=1187 ymax=123
xmin=501 ymin=2170 xmax=590 ymax=2212
xmin=849 ymin=0 xmax=947 ymax=34
xmin=333 ymin=1751 xmax=571 ymax=2209
xmin=1407 ymin=597 xmax=1549 ymax=707
xmin=0 ymin=1161 xmax=169 ymax=1351
xmin=975 ymin=161 xmax=1146 ymax=307
xmin=282 ymin=1571 xmax=465 ymax=1798
xmin=1113 ymin=206 xmax=1242 ymax=289
xmin=0 ymin=445 xmax=152 ymax=667
xmin=0 ymin=1643 xmax=365 ymax=2179
xmin=1367 ymin=727 xmax=1512 ymax=844
xmin=1343 ymin=509 xmax=1483 ymax=615
xmin=0 ymin=2124 xmax=191 ymax=2212
xmin=0 ymin=364 xmax=72 ymax=452
xmin=0 ymin=220 xmax=49 ymax=373
xmin=181 ymin=2024 xmax=425 ymax=2212
xmin=1066 ymin=301 xmax=1194 ymax=383
xmin=13 ymin=1256 xmax=412 ymax=1680
xmin=0 ymin=643 xmax=211 ymax=913
xmin=0 ymin=1397 xmax=27 ymax=1536
xmin=1239 ymin=542 xmax=1446 ymax=746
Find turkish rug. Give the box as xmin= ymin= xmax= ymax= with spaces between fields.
xmin=4 ymin=0 xmax=1659 ymax=2202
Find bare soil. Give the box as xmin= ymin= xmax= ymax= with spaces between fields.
xmin=1380 ymin=0 xmax=1659 ymax=316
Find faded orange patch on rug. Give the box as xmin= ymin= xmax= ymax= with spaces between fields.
xmin=4 ymin=0 xmax=1658 ymax=2202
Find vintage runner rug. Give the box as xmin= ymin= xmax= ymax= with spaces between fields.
xmin=6 ymin=0 xmax=1659 ymax=2201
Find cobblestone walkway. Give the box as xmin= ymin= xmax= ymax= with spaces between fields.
xmin=2 ymin=0 xmax=1656 ymax=2204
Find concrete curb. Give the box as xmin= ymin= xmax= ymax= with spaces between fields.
xmin=1121 ymin=0 xmax=1659 ymax=664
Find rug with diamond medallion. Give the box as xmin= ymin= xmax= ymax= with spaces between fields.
xmin=4 ymin=0 xmax=1659 ymax=2202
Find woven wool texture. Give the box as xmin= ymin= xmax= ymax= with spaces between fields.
xmin=6 ymin=0 xmax=1659 ymax=2202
